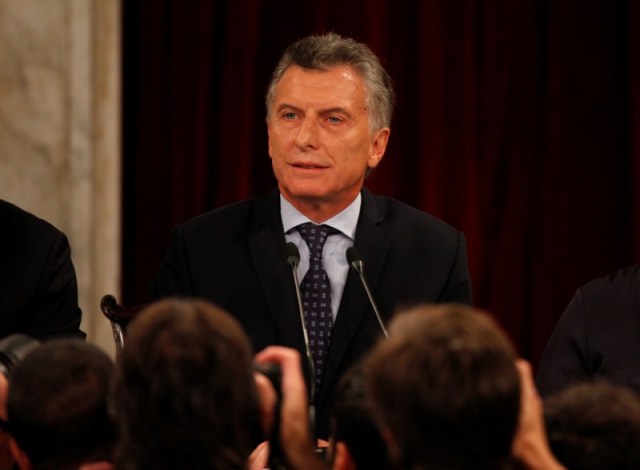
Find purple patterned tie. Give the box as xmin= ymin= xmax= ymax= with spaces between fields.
xmin=297 ymin=222 xmax=337 ymax=391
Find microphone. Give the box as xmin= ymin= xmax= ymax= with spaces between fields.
xmin=346 ymin=247 xmax=389 ymax=338
xmin=284 ymin=242 xmax=317 ymax=441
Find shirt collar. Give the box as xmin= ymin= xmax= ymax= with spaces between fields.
xmin=280 ymin=193 xmax=361 ymax=240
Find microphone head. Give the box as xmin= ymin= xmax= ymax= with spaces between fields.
xmin=285 ymin=242 xmax=300 ymax=267
xmin=346 ymin=246 xmax=361 ymax=264
xmin=346 ymin=246 xmax=364 ymax=272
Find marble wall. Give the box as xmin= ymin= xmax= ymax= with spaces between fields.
xmin=0 ymin=0 xmax=121 ymax=355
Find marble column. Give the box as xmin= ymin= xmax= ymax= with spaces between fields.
xmin=0 ymin=0 xmax=121 ymax=356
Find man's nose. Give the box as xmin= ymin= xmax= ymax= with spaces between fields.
xmin=294 ymin=117 xmax=319 ymax=149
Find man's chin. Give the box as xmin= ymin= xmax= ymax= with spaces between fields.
xmin=279 ymin=185 xmax=331 ymax=203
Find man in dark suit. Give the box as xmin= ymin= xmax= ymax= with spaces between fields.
xmin=0 ymin=199 xmax=84 ymax=340
xmin=536 ymin=264 xmax=640 ymax=397
xmin=151 ymin=33 xmax=472 ymax=439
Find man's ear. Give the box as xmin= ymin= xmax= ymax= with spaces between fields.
xmin=332 ymin=441 xmax=356 ymax=470
xmin=368 ymin=127 xmax=390 ymax=169
xmin=8 ymin=437 xmax=31 ymax=470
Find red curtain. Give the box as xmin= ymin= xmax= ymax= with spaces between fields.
xmin=122 ymin=0 xmax=640 ymax=367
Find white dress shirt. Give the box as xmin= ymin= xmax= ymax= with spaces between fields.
xmin=280 ymin=194 xmax=360 ymax=321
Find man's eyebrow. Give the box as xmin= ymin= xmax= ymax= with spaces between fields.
xmin=276 ymin=104 xmax=352 ymax=116
xmin=276 ymin=103 xmax=302 ymax=113
xmin=319 ymin=107 xmax=351 ymax=116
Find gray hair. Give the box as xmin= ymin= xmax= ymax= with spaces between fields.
xmin=265 ymin=33 xmax=395 ymax=131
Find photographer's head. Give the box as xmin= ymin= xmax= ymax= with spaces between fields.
xmin=329 ymin=361 xmax=390 ymax=470
xmin=110 ymin=298 xmax=262 ymax=470
xmin=544 ymin=381 xmax=640 ymax=469
xmin=367 ymin=304 xmax=521 ymax=469
xmin=6 ymin=339 xmax=114 ymax=470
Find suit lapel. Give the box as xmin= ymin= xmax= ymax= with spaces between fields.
xmin=247 ymin=190 xmax=307 ymax=354
xmin=319 ymin=189 xmax=390 ymax=401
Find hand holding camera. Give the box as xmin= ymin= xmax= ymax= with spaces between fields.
xmin=253 ymin=346 xmax=325 ymax=470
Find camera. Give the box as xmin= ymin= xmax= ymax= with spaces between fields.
xmin=0 ymin=334 xmax=40 ymax=378
xmin=254 ymin=362 xmax=282 ymax=396
xmin=254 ymin=362 xmax=287 ymax=469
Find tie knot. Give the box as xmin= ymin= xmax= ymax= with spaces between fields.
xmin=296 ymin=223 xmax=337 ymax=258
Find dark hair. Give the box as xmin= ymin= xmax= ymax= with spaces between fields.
xmin=544 ymin=381 xmax=640 ymax=469
xmin=7 ymin=339 xmax=115 ymax=469
xmin=266 ymin=32 xmax=395 ymax=131
xmin=110 ymin=298 xmax=261 ymax=470
xmin=367 ymin=304 xmax=520 ymax=469
xmin=330 ymin=361 xmax=390 ymax=469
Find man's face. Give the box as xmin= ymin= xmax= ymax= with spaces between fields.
xmin=267 ymin=65 xmax=389 ymax=215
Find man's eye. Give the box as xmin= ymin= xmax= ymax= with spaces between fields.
xmin=283 ymin=112 xmax=297 ymax=120
xmin=327 ymin=116 xmax=342 ymax=124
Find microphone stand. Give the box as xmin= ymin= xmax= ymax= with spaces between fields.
xmin=346 ymin=247 xmax=389 ymax=338
xmin=285 ymin=243 xmax=317 ymax=443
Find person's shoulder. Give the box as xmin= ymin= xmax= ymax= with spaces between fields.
xmin=0 ymin=199 xmax=63 ymax=241
xmin=576 ymin=264 xmax=640 ymax=309
xmin=364 ymin=190 xmax=462 ymax=235
xmin=582 ymin=264 xmax=640 ymax=291
xmin=175 ymin=192 xmax=276 ymax=235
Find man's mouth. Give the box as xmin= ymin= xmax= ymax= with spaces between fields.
xmin=293 ymin=163 xmax=327 ymax=169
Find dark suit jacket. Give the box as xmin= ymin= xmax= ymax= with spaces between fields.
xmin=0 ymin=200 xmax=84 ymax=340
xmin=536 ymin=265 xmax=640 ymax=397
xmin=151 ymin=188 xmax=472 ymax=438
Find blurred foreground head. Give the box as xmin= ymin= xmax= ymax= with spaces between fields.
xmin=544 ymin=381 xmax=640 ymax=469
xmin=110 ymin=298 xmax=261 ymax=470
xmin=367 ymin=304 xmax=520 ymax=470
xmin=8 ymin=339 xmax=114 ymax=469
xmin=330 ymin=361 xmax=390 ymax=469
